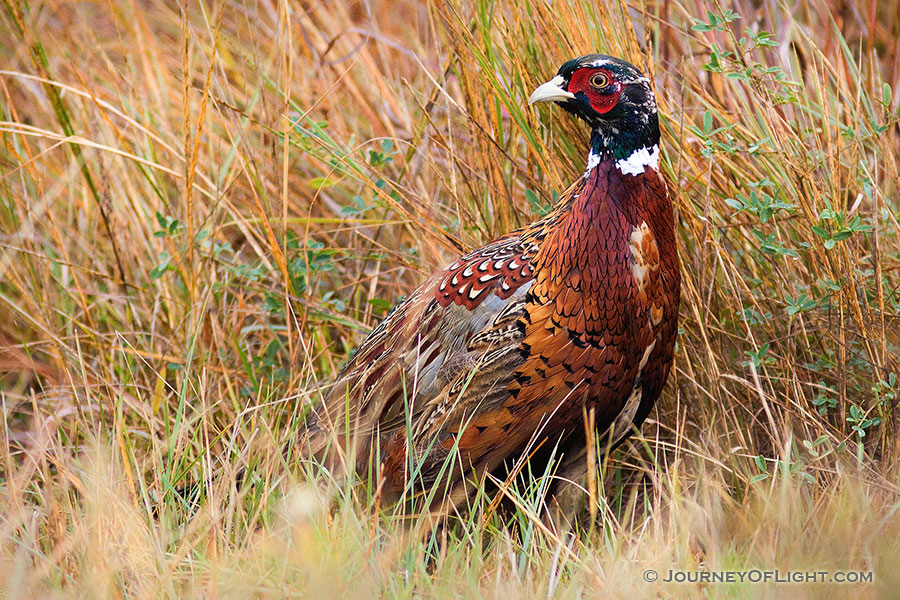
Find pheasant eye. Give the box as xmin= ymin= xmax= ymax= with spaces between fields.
xmin=590 ymin=73 xmax=610 ymax=88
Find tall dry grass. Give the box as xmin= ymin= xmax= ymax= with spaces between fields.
xmin=1 ymin=0 xmax=900 ymax=597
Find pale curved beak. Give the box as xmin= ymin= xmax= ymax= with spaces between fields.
xmin=528 ymin=75 xmax=575 ymax=105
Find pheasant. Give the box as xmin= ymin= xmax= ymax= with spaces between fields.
xmin=308 ymin=54 xmax=680 ymax=514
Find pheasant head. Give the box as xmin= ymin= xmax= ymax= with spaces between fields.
xmin=529 ymin=54 xmax=659 ymax=170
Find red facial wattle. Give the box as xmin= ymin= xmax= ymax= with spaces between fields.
xmin=568 ymin=68 xmax=622 ymax=114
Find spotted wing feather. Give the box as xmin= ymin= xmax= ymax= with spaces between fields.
xmin=308 ymin=232 xmax=541 ymax=486
xmin=437 ymin=235 xmax=535 ymax=308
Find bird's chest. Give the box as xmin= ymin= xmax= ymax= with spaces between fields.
xmin=511 ymin=167 xmax=679 ymax=421
xmin=531 ymin=171 xmax=673 ymax=339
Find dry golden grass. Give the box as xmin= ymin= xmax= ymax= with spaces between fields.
xmin=2 ymin=0 xmax=900 ymax=597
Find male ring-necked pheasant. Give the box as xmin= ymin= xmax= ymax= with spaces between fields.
xmin=308 ymin=54 xmax=680 ymax=512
